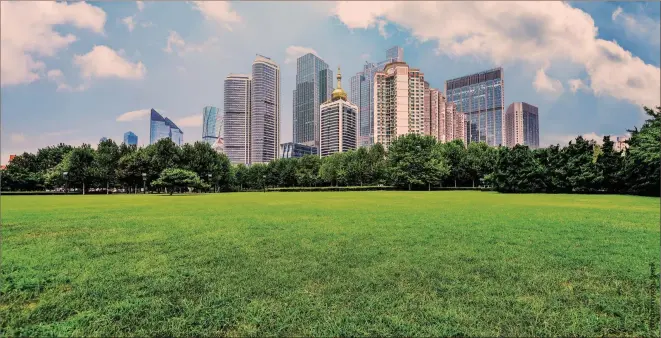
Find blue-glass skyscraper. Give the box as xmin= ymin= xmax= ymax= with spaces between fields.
xmin=445 ymin=68 xmax=505 ymax=146
xmin=251 ymin=55 xmax=280 ymax=164
xmin=293 ymin=53 xmax=332 ymax=150
xmin=202 ymin=106 xmax=222 ymax=146
xmin=150 ymin=109 xmax=184 ymax=145
xmin=123 ymin=131 xmax=138 ymax=145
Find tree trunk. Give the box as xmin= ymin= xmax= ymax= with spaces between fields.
xmin=408 ymin=183 xmax=411 ymax=191
xmin=107 ymin=181 xmax=109 ymax=194
xmin=454 ymin=180 xmax=457 ymax=188
xmin=428 ymin=183 xmax=431 ymax=191
xmin=472 ymin=179 xmax=475 ymax=188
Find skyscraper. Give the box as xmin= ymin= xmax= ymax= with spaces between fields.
xmin=505 ymin=102 xmax=539 ymax=149
xmin=293 ymin=53 xmax=332 ymax=150
xmin=350 ymin=46 xmax=404 ymax=147
xmin=123 ymin=131 xmax=138 ymax=145
xmin=320 ymin=67 xmax=358 ymax=157
xmin=445 ymin=68 xmax=505 ymax=146
xmin=250 ymin=55 xmax=280 ymax=164
xmin=202 ymin=106 xmax=222 ymax=146
xmin=373 ymin=61 xmax=425 ymax=149
xmin=165 ymin=118 xmax=184 ymax=146
xmin=424 ymin=83 xmax=468 ymax=145
xmin=224 ymin=74 xmax=252 ymax=164
xmin=280 ymin=142 xmax=317 ymax=158
xmin=150 ymin=109 xmax=184 ymax=145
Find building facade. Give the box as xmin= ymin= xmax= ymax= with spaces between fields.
xmin=614 ymin=136 xmax=630 ymax=152
xmin=373 ymin=61 xmax=425 ymax=149
xmin=280 ymin=142 xmax=318 ymax=158
xmin=202 ymin=106 xmax=222 ymax=146
xmin=505 ymin=102 xmax=539 ymax=149
xmin=446 ymin=67 xmax=505 ymax=146
xmin=123 ymin=131 xmax=138 ymax=145
xmin=251 ymin=55 xmax=280 ymax=164
xmin=293 ymin=53 xmax=332 ymax=150
xmin=320 ymin=67 xmax=358 ymax=157
xmin=223 ymin=74 xmax=252 ymax=164
xmin=150 ymin=109 xmax=183 ymax=145
xmin=350 ymin=46 xmax=404 ymax=147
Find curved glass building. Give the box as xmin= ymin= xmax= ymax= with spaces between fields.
xmin=150 ymin=109 xmax=184 ymax=145
xmin=202 ymin=106 xmax=222 ymax=146
xmin=250 ymin=55 xmax=280 ymax=164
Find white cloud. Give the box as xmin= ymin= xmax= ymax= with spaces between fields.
xmin=377 ymin=20 xmax=390 ymax=38
xmin=163 ymin=31 xmax=218 ymax=56
xmin=46 ymin=69 xmax=88 ymax=92
xmin=568 ymin=78 xmax=589 ymax=93
xmin=360 ymin=53 xmax=371 ymax=60
xmin=190 ymin=1 xmax=241 ymax=31
xmin=117 ymin=109 xmax=151 ymax=122
xmin=74 ymin=45 xmax=146 ymax=80
xmin=123 ymin=16 xmax=136 ymax=32
xmin=533 ymin=67 xmax=564 ymax=94
xmin=541 ymin=132 xmax=605 ymax=147
xmin=141 ymin=21 xmax=154 ymax=28
xmin=332 ymin=1 xmax=661 ymax=108
xmin=136 ymin=1 xmax=145 ymax=12
xmin=285 ymin=46 xmax=320 ymax=64
xmin=175 ymin=114 xmax=202 ymax=127
xmin=10 ymin=133 xmax=26 ymax=143
xmin=611 ymin=6 xmax=660 ymax=47
xmin=0 ymin=1 xmax=106 ymax=86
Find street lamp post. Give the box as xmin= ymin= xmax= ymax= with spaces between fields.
xmin=263 ymin=175 xmax=266 ymax=193
xmin=63 ymin=172 xmax=69 ymax=194
xmin=207 ymin=173 xmax=212 ymax=193
xmin=142 ymin=173 xmax=147 ymax=194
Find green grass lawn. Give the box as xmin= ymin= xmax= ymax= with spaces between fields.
xmin=1 ymin=191 xmax=659 ymax=336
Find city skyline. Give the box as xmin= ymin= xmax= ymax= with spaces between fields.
xmin=2 ymin=2 xmax=659 ymax=164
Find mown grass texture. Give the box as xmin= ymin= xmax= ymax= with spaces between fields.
xmin=1 ymin=191 xmax=659 ymax=336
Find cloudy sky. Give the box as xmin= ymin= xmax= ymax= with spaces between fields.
xmin=1 ymin=1 xmax=660 ymax=163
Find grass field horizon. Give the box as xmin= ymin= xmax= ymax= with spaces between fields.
xmin=1 ymin=191 xmax=659 ymax=336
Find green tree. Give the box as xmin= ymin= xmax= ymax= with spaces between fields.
xmin=147 ymin=138 xmax=181 ymax=175
xmin=151 ymin=168 xmax=208 ymax=195
xmin=246 ymin=163 xmax=268 ymax=190
xmin=95 ymin=138 xmax=120 ymax=193
xmin=621 ymin=106 xmax=660 ymax=196
xmin=117 ymin=148 xmax=151 ymax=193
xmin=464 ymin=142 xmax=495 ymax=187
xmin=61 ymin=144 xmax=96 ymax=194
xmin=386 ymin=134 xmax=440 ymax=190
xmin=297 ymin=155 xmax=321 ymax=187
xmin=491 ymin=145 xmax=546 ymax=193
xmin=596 ymin=135 xmax=623 ymax=193
xmin=180 ymin=142 xmax=231 ymax=191
xmin=232 ymin=164 xmax=249 ymax=191
xmin=368 ymin=143 xmax=387 ymax=185
xmin=565 ymin=136 xmax=600 ymax=192
xmin=439 ymin=139 xmax=467 ymax=187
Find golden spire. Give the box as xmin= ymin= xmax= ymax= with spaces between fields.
xmin=331 ymin=65 xmax=347 ymax=101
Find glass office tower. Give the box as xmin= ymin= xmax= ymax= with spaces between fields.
xmin=150 ymin=109 xmax=171 ymax=144
xmin=445 ymin=68 xmax=505 ymax=146
xmin=505 ymin=102 xmax=539 ymax=149
xmin=123 ymin=131 xmax=138 ymax=145
xmin=165 ymin=118 xmax=184 ymax=146
xmin=251 ymin=55 xmax=280 ymax=164
xmin=293 ymin=53 xmax=332 ymax=150
xmin=202 ymin=106 xmax=222 ymax=146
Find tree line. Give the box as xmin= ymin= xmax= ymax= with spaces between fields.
xmin=2 ymin=106 xmax=659 ymax=196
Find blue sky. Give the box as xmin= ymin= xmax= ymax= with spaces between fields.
xmin=1 ymin=1 xmax=659 ymax=164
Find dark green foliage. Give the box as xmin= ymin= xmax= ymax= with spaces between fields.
xmin=491 ymin=145 xmax=546 ymax=193
xmin=151 ymin=168 xmax=207 ymax=194
xmin=622 ymin=106 xmax=660 ymax=196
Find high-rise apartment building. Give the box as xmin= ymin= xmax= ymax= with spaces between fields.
xmin=224 ymin=74 xmax=251 ymax=164
xmin=250 ymin=55 xmax=280 ymax=164
xmin=150 ymin=109 xmax=183 ymax=145
xmin=423 ymin=82 xmax=467 ymax=144
xmin=350 ymin=46 xmax=404 ymax=147
xmin=293 ymin=53 xmax=332 ymax=150
xmin=123 ymin=131 xmax=138 ymax=145
xmin=505 ymin=102 xmax=539 ymax=149
xmin=373 ymin=61 xmax=425 ymax=149
xmin=202 ymin=106 xmax=222 ymax=146
xmin=446 ymin=67 xmax=505 ymax=146
xmin=320 ymin=67 xmax=358 ymax=157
